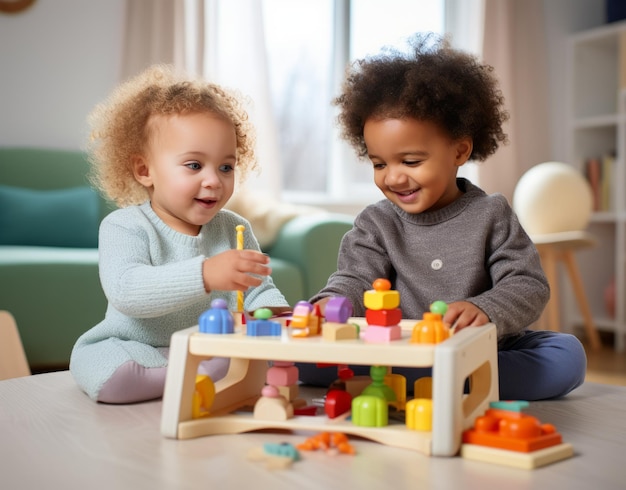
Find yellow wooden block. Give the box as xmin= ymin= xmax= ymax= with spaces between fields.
xmin=363 ymin=290 xmax=400 ymax=310
xmin=406 ymin=398 xmax=433 ymax=431
xmin=384 ymin=373 xmax=406 ymax=410
xmin=322 ymin=322 xmax=359 ymax=341
xmin=413 ymin=376 xmax=433 ymax=399
xmin=192 ymin=375 xmax=216 ymax=419
xmin=461 ymin=443 xmax=574 ymax=469
xmin=276 ymin=383 xmax=299 ymax=401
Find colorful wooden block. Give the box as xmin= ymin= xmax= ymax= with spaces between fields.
xmin=406 ymin=398 xmax=433 ymax=431
xmin=362 ymin=324 xmax=402 ymax=342
xmin=363 ymin=278 xmax=400 ymax=311
xmin=325 ymin=296 xmax=353 ymax=323
xmin=461 ymin=443 xmax=574 ymax=469
xmin=267 ymin=365 xmax=299 ymax=386
xmin=352 ymin=395 xmax=388 ymax=427
xmin=366 ymin=308 xmax=402 ymax=326
xmin=322 ymin=322 xmax=359 ymax=341
xmin=324 ymin=389 xmax=352 ymax=418
xmin=410 ymin=312 xmax=450 ymax=344
xmin=246 ymin=319 xmax=281 ymax=336
xmin=253 ymin=386 xmax=294 ymax=421
xmin=198 ymin=299 xmax=234 ymax=334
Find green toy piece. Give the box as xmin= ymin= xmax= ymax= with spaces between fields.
xmin=253 ymin=308 xmax=273 ymax=320
xmin=430 ymin=300 xmax=448 ymax=316
xmin=361 ymin=365 xmax=397 ymax=402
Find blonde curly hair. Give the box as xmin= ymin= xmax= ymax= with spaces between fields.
xmin=86 ymin=64 xmax=257 ymax=207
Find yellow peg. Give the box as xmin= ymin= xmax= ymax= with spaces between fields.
xmin=236 ymin=225 xmax=245 ymax=312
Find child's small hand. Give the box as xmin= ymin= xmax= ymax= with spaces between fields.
xmin=443 ymin=301 xmax=489 ymax=332
xmin=203 ymin=250 xmax=271 ymax=293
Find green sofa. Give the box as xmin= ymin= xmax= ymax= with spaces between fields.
xmin=0 ymin=147 xmax=354 ymax=371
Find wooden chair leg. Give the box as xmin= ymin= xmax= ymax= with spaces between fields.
xmin=0 ymin=310 xmax=31 ymax=380
xmin=539 ymin=247 xmax=560 ymax=332
xmin=562 ymin=250 xmax=602 ymax=351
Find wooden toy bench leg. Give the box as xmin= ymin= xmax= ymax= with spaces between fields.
xmin=209 ymin=358 xmax=269 ymax=414
xmin=431 ymin=324 xmax=499 ymax=456
xmin=161 ymin=328 xmax=203 ymax=439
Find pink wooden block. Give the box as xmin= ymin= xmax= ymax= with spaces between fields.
xmin=362 ymin=325 xmax=402 ymax=343
xmin=266 ymin=365 xmax=299 ymax=386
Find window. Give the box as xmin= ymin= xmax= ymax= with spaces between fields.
xmin=263 ymin=0 xmax=446 ymax=205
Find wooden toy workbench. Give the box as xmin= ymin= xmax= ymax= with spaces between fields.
xmin=161 ymin=320 xmax=499 ymax=457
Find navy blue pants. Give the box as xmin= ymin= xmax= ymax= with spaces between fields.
xmin=296 ymin=330 xmax=587 ymax=401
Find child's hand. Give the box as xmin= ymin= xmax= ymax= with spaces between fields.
xmin=443 ymin=301 xmax=489 ymax=332
xmin=203 ymin=250 xmax=271 ymax=293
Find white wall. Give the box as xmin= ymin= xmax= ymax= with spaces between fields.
xmin=543 ymin=0 xmax=607 ymax=162
xmin=0 ymin=0 xmax=610 ymax=160
xmin=0 ymin=0 xmax=125 ymax=150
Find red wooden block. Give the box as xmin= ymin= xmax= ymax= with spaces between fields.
xmin=366 ymin=308 xmax=402 ymax=326
xmin=324 ymin=389 xmax=352 ymax=419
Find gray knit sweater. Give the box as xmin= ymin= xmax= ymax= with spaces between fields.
xmin=310 ymin=179 xmax=549 ymax=340
xmin=70 ymin=201 xmax=288 ymax=399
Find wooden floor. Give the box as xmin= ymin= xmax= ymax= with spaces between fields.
xmin=582 ymin=332 xmax=626 ymax=386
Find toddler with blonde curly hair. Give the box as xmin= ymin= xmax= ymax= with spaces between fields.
xmin=70 ymin=65 xmax=289 ymax=403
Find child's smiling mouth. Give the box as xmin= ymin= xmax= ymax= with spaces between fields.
xmin=195 ymin=197 xmax=218 ymax=208
xmin=393 ymin=188 xmax=420 ymax=203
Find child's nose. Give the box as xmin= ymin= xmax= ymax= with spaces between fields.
xmin=201 ymin=168 xmax=221 ymax=187
xmin=385 ymin=166 xmax=408 ymax=185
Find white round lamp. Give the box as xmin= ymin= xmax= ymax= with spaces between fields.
xmin=512 ymin=161 xmax=593 ymax=236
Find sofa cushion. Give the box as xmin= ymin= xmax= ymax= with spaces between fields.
xmin=0 ymin=185 xmax=99 ymax=248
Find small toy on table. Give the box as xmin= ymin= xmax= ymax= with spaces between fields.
xmin=290 ymin=300 xmax=322 ymax=337
xmin=410 ymin=300 xmax=451 ymax=344
xmin=246 ymin=308 xmax=281 ymax=337
xmin=198 ymin=298 xmax=234 ymax=334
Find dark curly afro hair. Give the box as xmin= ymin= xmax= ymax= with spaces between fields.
xmin=333 ymin=32 xmax=509 ymax=161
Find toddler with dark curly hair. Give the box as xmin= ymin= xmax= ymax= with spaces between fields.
xmin=300 ymin=33 xmax=586 ymax=401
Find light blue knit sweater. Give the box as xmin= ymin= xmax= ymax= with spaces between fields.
xmin=70 ymin=202 xmax=288 ymax=400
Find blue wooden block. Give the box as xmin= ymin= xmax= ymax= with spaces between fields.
xmin=246 ymin=319 xmax=281 ymax=336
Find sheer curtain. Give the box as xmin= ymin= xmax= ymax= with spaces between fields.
xmin=188 ymin=0 xmax=282 ymax=196
xmin=119 ymin=0 xmax=184 ymax=81
xmin=478 ymin=0 xmax=551 ymax=201
xmin=119 ymin=0 xmax=550 ymax=203
xmin=120 ymin=0 xmax=280 ymax=196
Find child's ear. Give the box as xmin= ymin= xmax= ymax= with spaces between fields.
xmin=132 ymin=155 xmax=153 ymax=188
xmin=454 ymin=138 xmax=473 ymax=166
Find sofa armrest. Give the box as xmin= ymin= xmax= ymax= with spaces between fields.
xmin=266 ymin=213 xmax=354 ymax=301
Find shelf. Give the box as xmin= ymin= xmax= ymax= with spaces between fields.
xmin=567 ymin=22 xmax=626 ymax=351
xmin=572 ymin=114 xmax=622 ymax=129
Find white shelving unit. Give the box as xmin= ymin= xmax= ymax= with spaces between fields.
xmin=567 ymin=20 xmax=626 ymax=351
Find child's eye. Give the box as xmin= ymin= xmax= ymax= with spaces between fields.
xmin=185 ymin=161 xmax=201 ymax=170
xmin=219 ymin=164 xmax=235 ymax=173
xmin=403 ymin=160 xmax=422 ymax=166
xmin=372 ymin=162 xmax=386 ymax=170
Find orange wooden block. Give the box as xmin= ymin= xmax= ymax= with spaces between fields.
xmin=462 ymin=408 xmax=562 ymax=452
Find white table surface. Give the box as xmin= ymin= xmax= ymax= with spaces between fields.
xmin=0 ymin=371 xmax=624 ymax=490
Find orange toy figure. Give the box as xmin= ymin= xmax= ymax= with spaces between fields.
xmin=410 ymin=301 xmax=451 ymax=344
xmin=297 ymin=432 xmax=356 ymax=455
xmin=290 ymin=301 xmax=322 ymax=337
